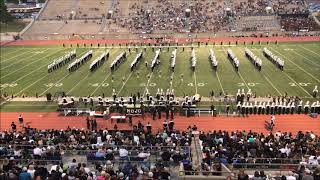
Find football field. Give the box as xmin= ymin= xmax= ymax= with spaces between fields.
xmin=1 ymin=42 xmax=320 ymax=100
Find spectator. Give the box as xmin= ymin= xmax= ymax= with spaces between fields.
xmin=19 ymin=167 xmax=31 ymax=180
xmin=238 ymin=170 xmax=249 ymax=180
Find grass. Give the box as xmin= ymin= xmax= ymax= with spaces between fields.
xmin=0 ymin=21 xmax=27 ymax=33
xmin=0 ymin=101 xmax=58 ymax=112
xmin=0 ymin=42 xmax=320 ymax=101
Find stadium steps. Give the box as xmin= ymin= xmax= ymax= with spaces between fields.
xmin=191 ymin=133 xmax=202 ymax=170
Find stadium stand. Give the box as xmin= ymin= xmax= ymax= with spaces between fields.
xmin=20 ymin=0 xmax=320 ymax=40
xmin=235 ymin=16 xmax=281 ymax=32
xmin=39 ymin=0 xmax=76 ymax=20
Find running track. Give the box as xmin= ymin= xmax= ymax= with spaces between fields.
xmin=0 ymin=112 xmax=319 ymax=135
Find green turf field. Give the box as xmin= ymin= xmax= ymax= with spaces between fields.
xmin=1 ymin=42 xmax=320 ymax=100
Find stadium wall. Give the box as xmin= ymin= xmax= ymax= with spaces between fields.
xmin=4 ymin=35 xmax=320 ymax=46
xmin=20 ymin=30 xmax=320 ymax=41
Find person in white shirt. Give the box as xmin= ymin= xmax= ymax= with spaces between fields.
xmin=270 ymin=115 xmax=275 ymax=127
xmin=119 ymin=148 xmax=129 ymax=160
xmin=27 ymin=165 xmax=36 ymax=179
xmin=309 ymin=156 xmax=319 ymax=165
xmin=13 ymin=149 xmax=21 ymax=157
xmin=33 ymin=147 xmax=43 ymax=158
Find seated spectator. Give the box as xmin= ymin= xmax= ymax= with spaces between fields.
xmin=33 ymin=147 xmax=42 ymax=159
xmin=119 ymin=148 xmax=129 ymax=161
xmin=19 ymin=167 xmax=31 ymax=180
xmin=95 ymin=149 xmax=106 ymax=158
xmin=238 ymin=169 xmax=249 ymax=180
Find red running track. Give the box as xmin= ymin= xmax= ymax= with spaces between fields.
xmin=0 ymin=112 xmax=319 ymax=135
xmin=1 ymin=36 xmax=320 ymax=46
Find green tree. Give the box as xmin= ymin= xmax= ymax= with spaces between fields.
xmin=0 ymin=0 xmax=14 ymax=23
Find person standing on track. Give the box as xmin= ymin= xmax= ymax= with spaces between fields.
xmin=271 ymin=115 xmax=275 ymax=127
xmin=18 ymin=115 xmax=24 ymax=125
xmin=11 ymin=122 xmax=17 ymax=132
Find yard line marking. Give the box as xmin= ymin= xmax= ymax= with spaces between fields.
xmin=1 ymin=49 xmax=65 ymax=79
xmin=1 ymin=49 xmax=50 ymax=70
xmin=270 ymin=47 xmax=320 ymax=83
xmin=193 ymin=71 xmax=198 ymax=94
xmin=1 ymin=48 xmax=41 ymax=63
xmin=39 ymin=73 xmax=70 ymax=96
xmin=238 ymin=72 xmax=250 ymax=90
xmin=1 ymin=48 xmax=25 ymax=57
xmin=64 ymin=50 xmax=105 ymax=94
xmin=262 ymin=75 xmax=282 ymax=96
xmin=251 ymin=47 xmax=282 ymax=96
xmin=299 ymin=46 xmax=320 ymax=57
xmin=215 ymin=71 xmax=225 ymax=95
xmin=169 ymin=71 xmax=174 ymax=91
xmin=117 ymin=71 xmax=133 ymax=96
xmin=283 ymin=71 xmax=313 ymax=97
xmin=88 ymin=49 xmax=121 ymax=96
xmin=143 ymin=72 xmax=153 ymax=97
xmin=290 ymin=51 xmax=320 ymax=67
xmin=0 ymin=50 xmax=65 ymax=91
xmin=90 ymin=73 xmax=111 ymax=96
xmin=66 ymin=73 xmax=90 ymax=95
xmin=221 ymin=47 xmax=249 ymax=90
xmin=14 ymin=74 xmax=50 ymax=96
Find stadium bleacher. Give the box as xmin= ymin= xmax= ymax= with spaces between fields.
xmin=21 ymin=0 xmax=320 ymax=40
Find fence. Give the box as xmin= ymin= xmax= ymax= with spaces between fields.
xmin=232 ymin=158 xmax=319 ymax=170
xmin=0 ymin=144 xmax=192 ymax=166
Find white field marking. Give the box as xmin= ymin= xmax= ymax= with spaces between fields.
xmin=0 ymin=50 xmax=65 ymax=91
xmin=250 ymin=47 xmax=282 ymax=96
xmin=282 ymin=71 xmax=313 ymax=97
xmin=193 ymin=71 xmax=198 ymax=94
xmin=66 ymin=73 xmax=90 ymax=94
xmin=143 ymin=72 xmax=154 ymax=97
xmin=1 ymin=49 xmax=63 ymax=79
xmin=65 ymin=50 xmax=107 ymax=95
xmin=1 ymin=49 xmax=50 ymax=70
xmin=117 ymin=71 xmax=133 ymax=96
xmin=1 ymin=48 xmax=42 ymax=63
xmin=1 ymin=48 xmax=26 ymax=57
xmin=221 ymin=47 xmax=249 ymax=90
xmin=42 ymin=49 xmax=93 ymax=94
xmin=238 ymin=73 xmax=250 ymax=90
xmin=262 ymin=75 xmax=282 ymax=96
xmin=169 ymin=71 xmax=174 ymax=91
xmin=14 ymin=74 xmax=50 ymax=96
xmin=291 ymin=51 xmax=320 ymax=68
xmin=299 ymin=45 xmax=320 ymax=57
xmin=39 ymin=73 xmax=70 ymax=96
xmin=215 ymin=71 xmax=225 ymax=95
xmin=270 ymin=47 xmax=320 ymax=83
xmin=90 ymin=73 xmax=111 ymax=96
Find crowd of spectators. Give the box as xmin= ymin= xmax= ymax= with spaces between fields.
xmin=280 ymin=16 xmax=320 ymax=31
xmin=199 ymin=130 xmax=320 ymax=162
xmin=0 ymin=123 xmax=192 ymax=179
xmin=110 ymin=0 xmax=315 ymax=34
xmin=199 ymin=130 xmax=320 ymax=178
xmin=1 ymin=124 xmax=320 ymax=179
xmin=234 ymin=0 xmax=307 ymax=16
xmin=115 ymin=0 xmax=231 ymax=33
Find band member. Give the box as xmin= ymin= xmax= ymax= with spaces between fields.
xmin=313 ymin=85 xmax=318 ymax=98
xmin=169 ymin=119 xmax=174 ymax=131
xmin=18 ymin=115 xmax=24 ymax=125
xmin=163 ymin=120 xmax=168 ymax=131
xmin=146 ymin=122 xmax=152 ymax=133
